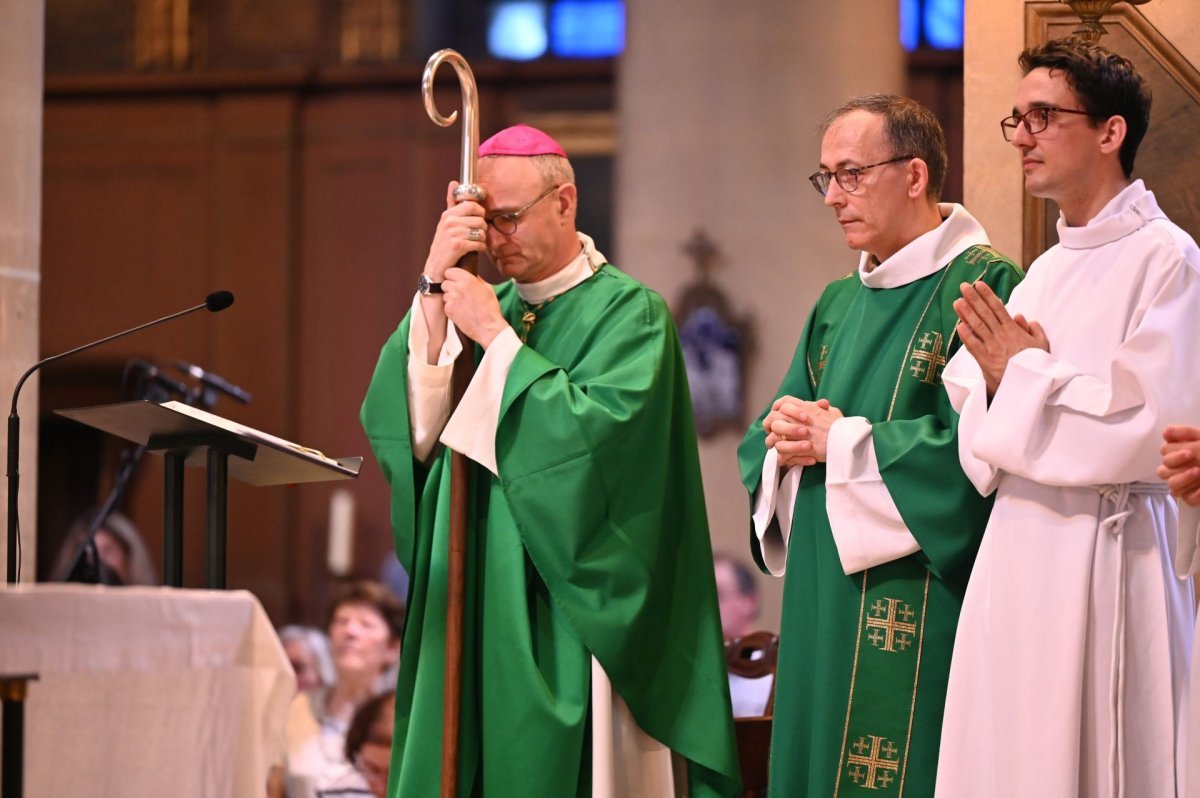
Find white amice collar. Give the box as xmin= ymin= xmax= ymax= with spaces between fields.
xmin=514 ymin=232 xmax=606 ymax=304
xmin=858 ymin=203 xmax=991 ymax=289
xmin=1056 ymin=180 xmax=1165 ymax=250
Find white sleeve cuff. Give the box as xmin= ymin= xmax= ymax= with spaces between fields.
xmin=406 ymin=293 xmax=462 ymax=462
xmin=1176 ymin=503 xmax=1200 ymax=579
xmin=440 ymin=327 xmax=522 ymax=477
xmin=751 ymin=446 xmax=801 ymax=576
xmin=942 ymin=349 xmax=1001 ymax=496
xmin=825 ymin=416 xmax=920 ymax=575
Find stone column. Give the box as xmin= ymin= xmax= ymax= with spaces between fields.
xmin=0 ymin=3 xmax=44 ymax=582
xmin=618 ymin=2 xmax=904 ymax=629
xmin=963 ymin=0 xmax=1025 ymax=260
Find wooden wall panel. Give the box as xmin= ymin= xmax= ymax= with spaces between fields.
xmin=39 ymin=94 xmax=298 ymax=618
xmin=40 ymin=99 xmax=218 ymax=590
xmin=208 ymin=95 xmax=299 ymax=616
xmin=292 ymin=91 xmax=462 ymax=621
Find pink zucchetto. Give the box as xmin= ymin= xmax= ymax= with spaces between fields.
xmin=478 ymin=125 xmax=567 ymax=158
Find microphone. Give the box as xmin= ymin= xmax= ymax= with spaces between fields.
xmin=206 ymin=291 xmax=234 ymax=312
xmin=6 ymin=290 xmax=234 ymax=584
xmin=173 ymin=361 xmax=252 ymax=404
xmin=125 ymin=359 xmax=191 ymax=401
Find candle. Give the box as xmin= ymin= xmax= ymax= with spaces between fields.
xmin=327 ymin=488 xmax=355 ymax=576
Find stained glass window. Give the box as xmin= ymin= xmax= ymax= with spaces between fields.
xmin=488 ymin=0 xmax=625 ymax=60
xmin=900 ymin=0 xmax=964 ymax=51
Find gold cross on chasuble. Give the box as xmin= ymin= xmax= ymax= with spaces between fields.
xmin=846 ymin=734 xmax=902 ymax=790
xmin=833 ymin=570 xmax=930 ymax=797
xmin=908 ymin=331 xmax=947 ymax=384
xmin=866 ymin=597 xmax=918 ymax=652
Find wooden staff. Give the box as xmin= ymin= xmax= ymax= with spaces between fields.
xmin=421 ymin=48 xmax=483 ymax=798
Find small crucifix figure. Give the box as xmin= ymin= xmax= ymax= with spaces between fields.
xmin=683 ymin=229 xmax=719 ymax=282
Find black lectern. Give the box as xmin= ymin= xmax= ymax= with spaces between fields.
xmin=56 ymin=400 xmax=361 ymax=588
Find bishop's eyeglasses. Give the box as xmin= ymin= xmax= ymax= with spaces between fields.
xmin=1000 ymin=106 xmax=1094 ymax=141
xmin=808 ymin=155 xmax=914 ymax=197
xmin=485 ymin=184 xmax=561 ymax=236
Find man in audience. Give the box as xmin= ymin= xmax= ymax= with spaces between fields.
xmin=714 ymin=553 xmax=773 ymax=718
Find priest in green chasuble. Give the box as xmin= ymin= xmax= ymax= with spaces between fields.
xmin=362 ymin=125 xmax=740 ymax=797
xmin=736 ymin=96 xmax=1023 ymax=797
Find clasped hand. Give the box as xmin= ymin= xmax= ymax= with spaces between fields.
xmin=763 ymin=396 xmax=844 ymax=468
xmin=954 ymin=280 xmax=1049 ymax=399
xmin=1158 ymin=424 xmax=1200 ymax=507
xmin=442 ymin=268 xmax=507 ymax=347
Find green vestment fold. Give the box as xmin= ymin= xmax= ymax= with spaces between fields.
xmin=363 ymin=264 xmax=740 ymax=798
xmin=736 ymin=246 xmax=1023 ymax=798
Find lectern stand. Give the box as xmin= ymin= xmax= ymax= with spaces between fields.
xmin=56 ymin=400 xmax=361 ymax=588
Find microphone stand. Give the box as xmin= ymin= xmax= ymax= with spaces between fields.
xmin=61 ymin=444 xmax=145 ymax=586
xmin=6 ymin=292 xmax=232 ymax=584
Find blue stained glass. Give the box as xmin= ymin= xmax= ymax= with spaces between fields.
xmin=923 ymin=0 xmax=964 ymax=49
xmin=900 ymin=0 xmax=920 ymax=51
xmin=489 ymin=1 xmax=549 ymax=61
xmin=551 ymin=0 xmax=625 ymax=58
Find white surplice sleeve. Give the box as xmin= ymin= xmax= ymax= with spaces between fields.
xmin=406 ymin=293 xmax=460 ymax=462
xmin=439 ymin=328 xmax=522 ymax=477
xmin=406 ymin=294 xmax=522 ymax=474
xmin=750 ymin=449 xmax=801 ymax=576
xmin=942 ymin=350 xmax=1002 ymax=496
xmin=825 ymin=416 xmax=921 ymax=574
xmin=949 ymin=250 xmax=1200 ymax=488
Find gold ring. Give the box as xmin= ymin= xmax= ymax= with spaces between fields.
xmin=468 ymin=228 xmax=483 ymax=242
xmin=780 ymin=433 xmax=787 ymax=441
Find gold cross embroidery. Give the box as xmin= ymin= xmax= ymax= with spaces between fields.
xmin=963 ymin=246 xmax=987 ymax=265
xmin=846 ymin=734 xmax=901 ymax=790
xmin=866 ymin=597 xmax=917 ymax=653
xmin=908 ymin=331 xmax=946 ymax=385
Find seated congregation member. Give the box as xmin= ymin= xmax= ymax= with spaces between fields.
xmin=49 ymin=508 xmax=157 ymax=585
xmin=283 ymin=580 xmax=403 ymax=798
xmin=338 ymin=690 xmax=396 ymax=798
xmin=279 ymin=625 xmax=336 ymax=694
xmin=714 ymin=553 xmax=774 ymax=718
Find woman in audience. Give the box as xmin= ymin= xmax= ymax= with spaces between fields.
xmin=50 ymin=509 xmax=157 ymax=585
xmin=279 ymin=625 xmax=336 ymax=694
xmin=282 ymin=580 xmax=404 ymax=798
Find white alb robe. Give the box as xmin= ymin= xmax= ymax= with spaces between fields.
xmin=937 ymin=181 xmax=1200 ymax=798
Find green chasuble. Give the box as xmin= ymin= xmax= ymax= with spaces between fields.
xmin=362 ymin=263 xmax=740 ymax=798
xmin=737 ymin=246 xmax=1022 ymax=798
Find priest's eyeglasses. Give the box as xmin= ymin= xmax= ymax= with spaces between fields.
xmin=808 ymin=156 xmax=915 ymax=197
xmin=1000 ymin=106 xmax=1094 ymax=141
xmin=486 ymin=184 xmax=561 ymax=236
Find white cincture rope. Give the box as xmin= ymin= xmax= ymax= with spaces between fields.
xmin=1096 ymin=480 xmax=1171 ymax=798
